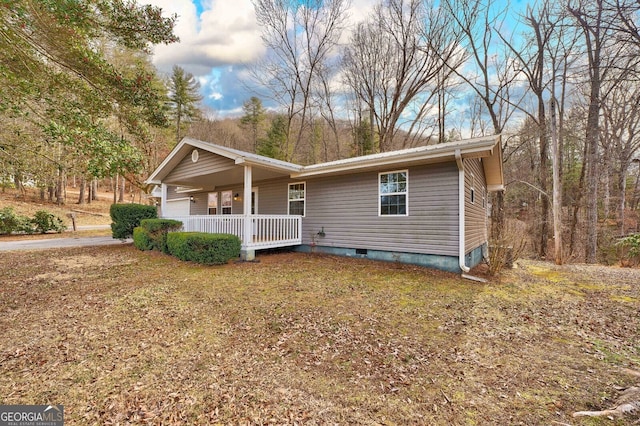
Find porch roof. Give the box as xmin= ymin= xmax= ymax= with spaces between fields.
xmin=146 ymin=138 xmax=302 ymax=186
xmin=146 ymin=135 xmax=504 ymax=191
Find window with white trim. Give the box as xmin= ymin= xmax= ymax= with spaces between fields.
xmin=379 ymin=170 xmax=408 ymax=216
xmin=207 ymin=192 xmax=218 ymax=215
xmin=221 ymin=190 xmax=232 ymax=215
xmin=288 ymin=182 xmax=305 ymax=216
xmin=470 ymin=173 xmax=476 ymax=204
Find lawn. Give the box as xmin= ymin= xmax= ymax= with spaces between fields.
xmin=0 ymin=246 xmax=638 ymax=425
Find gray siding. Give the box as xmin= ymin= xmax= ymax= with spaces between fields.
xmin=165 ymin=150 xmax=235 ymax=182
xmin=464 ymin=158 xmax=488 ymax=252
xmin=166 ymin=185 xmax=189 ymax=201
xmin=171 ymin=163 xmax=461 ymax=257
xmin=303 ymin=163 xmax=459 ymax=257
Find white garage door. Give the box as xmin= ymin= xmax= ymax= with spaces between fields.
xmin=164 ymin=198 xmax=191 ymax=217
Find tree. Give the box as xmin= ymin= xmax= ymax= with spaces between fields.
xmin=342 ymin=0 xmax=464 ymax=152
xmin=566 ymin=0 xmax=634 ymax=262
xmin=0 ymin=0 xmax=178 ymax=202
xmin=258 ymin=115 xmax=288 ymax=160
xmin=240 ymin=97 xmax=266 ymax=151
xmin=440 ymin=0 xmax=518 ymax=246
xmin=251 ymin=0 xmax=350 ymax=161
xmin=168 ymin=65 xmax=203 ymax=143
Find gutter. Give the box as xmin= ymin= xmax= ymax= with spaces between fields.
xmin=455 ymin=149 xmax=470 ymax=274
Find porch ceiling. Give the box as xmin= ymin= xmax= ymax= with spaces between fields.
xmin=162 ymin=165 xmax=290 ymax=190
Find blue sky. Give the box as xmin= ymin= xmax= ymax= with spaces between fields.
xmin=146 ymin=0 xmax=532 ymax=118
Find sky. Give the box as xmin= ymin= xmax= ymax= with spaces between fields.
xmin=145 ymin=0 xmax=531 ymax=119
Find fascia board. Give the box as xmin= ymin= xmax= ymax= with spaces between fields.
xmin=293 ymin=137 xmax=499 ymax=178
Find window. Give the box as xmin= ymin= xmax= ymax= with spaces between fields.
xmin=207 ymin=192 xmax=218 ymax=215
xmin=379 ymin=171 xmax=408 ymax=216
xmin=288 ymin=182 xmax=305 ymax=216
xmin=221 ymin=190 xmax=232 ymax=214
xmin=470 ymin=173 xmax=475 ymax=204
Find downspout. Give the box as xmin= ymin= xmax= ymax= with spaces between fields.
xmin=455 ymin=150 xmax=470 ymax=274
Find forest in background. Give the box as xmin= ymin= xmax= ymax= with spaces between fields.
xmin=2 ymin=0 xmax=640 ymax=266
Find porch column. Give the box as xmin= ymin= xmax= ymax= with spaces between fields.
xmin=160 ymin=183 xmax=168 ymax=218
xmin=241 ymin=165 xmax=255 ymax=261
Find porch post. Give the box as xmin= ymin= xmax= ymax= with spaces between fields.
xmin=160 ymin=183 xmax=168 ymax=218
xmin=241 ymin=165 xmax=255 ymax=261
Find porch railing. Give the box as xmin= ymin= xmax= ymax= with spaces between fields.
xmin=165 ymin=215 xmax=303 ymax=250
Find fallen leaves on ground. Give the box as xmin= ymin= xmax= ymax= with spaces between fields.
xmin=1 ymin=248 xmax=639 ymax=425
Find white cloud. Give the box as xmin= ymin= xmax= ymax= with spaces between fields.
xmin=147 ymin=0 xmax=265 ymax=76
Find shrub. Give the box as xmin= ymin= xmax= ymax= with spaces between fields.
xmin=0 ymin=207 xmax=35 ymax=235
xmin=139 ymin=218 xmax=183 ymax=253
xmin=110 ymin=203 xmax=157 ymax=240
xmin=31 ymin=210 xmax=66 ymax=234
xmin=616 ymin=233 xmax=640 ymax=267
xmin=133 ymin=227 xmax=154 ymax=251
xmin=167 ymin=232 xmax=241 ymax=265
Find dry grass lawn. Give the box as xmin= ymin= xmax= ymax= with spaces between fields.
xmin=0 ymin=245 xmax=639 ymax=425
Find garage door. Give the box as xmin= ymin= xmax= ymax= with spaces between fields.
xmin=164 ymin=198 xmax=191 ymax=217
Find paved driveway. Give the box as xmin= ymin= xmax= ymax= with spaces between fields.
xmin=0 ymin=236 xmax=132 ymax=252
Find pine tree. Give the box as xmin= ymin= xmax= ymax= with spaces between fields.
xmin=240 ymin=97 xmax=266 ymax=151
xmin=168 ymin=65 xmax=203 ymax=142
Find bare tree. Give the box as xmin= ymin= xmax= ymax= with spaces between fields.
xmin=601 ymin=78 xmax=640 ymax=235
xmin=567 ymin=0 xmax=636 ymax=262
xmin=342 ymin=0 xmax=464 ymax=152
xmin=440 ymin=0 xmax=519 ymax=242
xmin=251 ymin=0 xmax=350 ymax=161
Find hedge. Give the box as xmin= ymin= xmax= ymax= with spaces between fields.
xmin=138 ymin=218 xmax=183 ymax=253
xmin=167 ymin=232 xmax=241 ymax=265
xmin=110 ymin=203 xmax=157 ymax=239
xmin=133 ymin=227 xmax=154 ymax=251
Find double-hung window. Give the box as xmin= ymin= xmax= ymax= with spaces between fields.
xmin=221 ymin=190 xmax=232 ymax=215
xmin=379 ymin=171 xmax=408 ymax=216
xmin=208 ymin=192 xmax=218 ymax=215
xmin=288 ymin=182 xmax=305 ymax=216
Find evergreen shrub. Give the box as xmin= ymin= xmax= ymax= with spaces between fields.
xmin=139 ymin=218 xmax=183 ymax=253
xmin=32 ymin=210 xmax=66 ymax=234
xmin=110 ymin=203 xmax=157 ymax=239
xmin=133 ymin=227 xmax=154 ymax=251
xmin=0 ymin=207 xmax=32 ymax=234
xmin=167 ymin=232 xmax=241 ymax=265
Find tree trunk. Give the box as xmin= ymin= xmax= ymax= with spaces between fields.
xmin=56 ymin=168 xmax=65 ymax=205
xmin=619 ymin=165 xmax=627 ymax=235
xmin=550 ymin=97 xmax=563 ymax=264
xmin=569 ymin=137 xmax=589 ymax=257
xmin=118 ymin=175 xmax=125 ymax=203
xmin=538 ymin=101 xmax=549 ymax=259
xmin=78 ymin=177 xmax=86 ymax=205
xmin=91 ymin=179 xmax=97 ymax=201
xmin=585 ymin=95 xmax=600 ymax=263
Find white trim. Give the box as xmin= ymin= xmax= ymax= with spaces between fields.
xmin=221 ymin=190 xmax=233 ymax=215
xmin=146 ymin=136 xmax=503 ymax=190
xmin=207 ymin=192 xmax=218 ymax=215
xmin=378 ymin=170 xmax=409 ymax=217
xmin=470 ymin=172 xmax=475 ymax=204
xmin=175 ymin=186 xmax=204 ymax=193
xmin=288 ymin=182 xmax=306 ymax=217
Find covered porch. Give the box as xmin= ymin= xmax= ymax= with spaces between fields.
xmin=166 ymin=214 xmax=302 ymax=252
xmin=146 ymin=138 xmax=305 ymax=260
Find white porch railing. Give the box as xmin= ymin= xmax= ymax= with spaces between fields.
xmin=166 ymin=215 xmax=303 ymax=250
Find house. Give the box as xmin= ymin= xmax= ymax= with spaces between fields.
xmin=145 ymin=135 xmax=504 ymax=273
